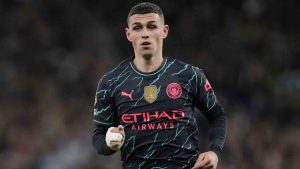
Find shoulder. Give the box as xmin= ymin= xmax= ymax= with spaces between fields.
xmin=100 ymin=58 xmax=131 ymax=80
xmin=167 ymin=57 xmax=204 ymax=74
xmin=98 ymin=58 xmax=131 ymax=88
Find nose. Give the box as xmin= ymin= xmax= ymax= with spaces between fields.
xmin=141 ymin=28 xmax=149 ymax=39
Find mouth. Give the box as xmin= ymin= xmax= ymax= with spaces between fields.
xmin=141 ymin=42 xmax=151 ymax=46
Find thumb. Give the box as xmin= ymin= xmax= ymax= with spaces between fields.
xmin=118 ymin=125 xmax=125 ymax=137
xmin=118 ymin=125 xmax=124 ymax=131
xmin=199 ymin=153 xmax=205 ymax=159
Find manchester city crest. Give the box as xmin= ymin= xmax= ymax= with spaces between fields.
xmin=144 ymin=85 xmax=158 ymax=104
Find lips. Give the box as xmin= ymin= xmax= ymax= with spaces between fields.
xmin=141 ymin=42 xmax=151 ymax=45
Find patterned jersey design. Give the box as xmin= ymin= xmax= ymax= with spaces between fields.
xmin=94 ymin=57 xmax=218 ymax=169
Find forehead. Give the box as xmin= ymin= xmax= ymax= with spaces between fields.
xmin=128 ymin=13 xmax=162 ymax=25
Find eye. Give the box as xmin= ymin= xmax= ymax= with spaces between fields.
xmin=148 ymin=24 xmax=157 ymax=30
xmin=133 ymin=26 xmax=142 ymax=31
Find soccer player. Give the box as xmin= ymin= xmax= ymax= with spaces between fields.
xmin=93 ymin=2 xmax=227 ymax=169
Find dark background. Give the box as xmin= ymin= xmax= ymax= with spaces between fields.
xmin=0 ymin=0 xmax=299 ymax=168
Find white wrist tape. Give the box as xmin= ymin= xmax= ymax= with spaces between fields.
xmin=105 ymin=127 xmax=124 ymax=148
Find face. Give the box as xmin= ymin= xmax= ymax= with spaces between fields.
xmin=126 ymin=13 xmax=169 ymax=58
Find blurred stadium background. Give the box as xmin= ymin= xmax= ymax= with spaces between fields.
xmin=0 ymin=0 xmax=299 ymax=169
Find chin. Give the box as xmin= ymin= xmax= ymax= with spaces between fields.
xmin=142 ymin=53 xmax=153 ymax=60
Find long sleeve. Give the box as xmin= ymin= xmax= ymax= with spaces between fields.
xmin=192 ymin=67 xmax=227 ymax=158
xmin=93 ymin=128 xmax=117 ymax=155
xmin=202 ymin=102 xmax=227 ymax=158
xmin=92 ymin=75 xmax=118 ymax=155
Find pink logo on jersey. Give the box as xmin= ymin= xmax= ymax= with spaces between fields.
xmin=121 ymin=110 xmax=185 ymax=130
xmin=121 ymin=90 xmax=134 ymax=100
xmin=166 ymin=83 xmax=182 ymax=99
xmin=204 ymin=80 xmax=212 ymax=92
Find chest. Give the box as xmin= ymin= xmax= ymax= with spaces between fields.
xmin=112 ymin=73 xmax=194 ymax=114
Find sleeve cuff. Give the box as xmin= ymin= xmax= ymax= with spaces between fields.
xmin=209 ymin=144 xmax=222 ymax=159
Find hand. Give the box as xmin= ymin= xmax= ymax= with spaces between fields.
xmin=192 ymin=151 xmax=219 ymax=169
xmin=105 ymin=125 xmax=125 ymax=151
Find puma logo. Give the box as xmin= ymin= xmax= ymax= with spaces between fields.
xmin=121 ymin=90 xmax=134 ymax=100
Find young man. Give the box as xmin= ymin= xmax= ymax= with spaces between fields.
xmin=93 ymin=2 xmax=227 ymax=169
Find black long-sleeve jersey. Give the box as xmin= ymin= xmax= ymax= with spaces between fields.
xmin=93 ymin=57 xmax=227 ymax=169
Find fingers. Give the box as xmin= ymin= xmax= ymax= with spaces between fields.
xmin=193 ymin=153 xmax=204 ymax=167
xmin=192 ymin=152 xmax=216 ymax=169
xmin=198 ymin=154 xmax=210 ymax=167
xmin=192 ymin=153 xmax=205 ymax=169
xmin=110 ymin=140 xmax=123 ymax=147
xmin=109 ymin=125 xmax=126 ymax=141
xmin=105 ymin=126 xmax=126 ymax=151
xmin=109 ymin=141 xmax=123 ymax=151
xmin=109 ymin=125 xmax=125 ymax=138
xmin=198 ymin=153 xmax=205 ymax=161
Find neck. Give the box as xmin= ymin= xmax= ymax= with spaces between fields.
xmin=133 ymin=54 xmax=164 ymax=73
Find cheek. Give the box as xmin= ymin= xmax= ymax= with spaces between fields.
xmin=153 ymin=34 xmax=163 ymax=43
xmin=130 ymin=35 xmax=139 ymax=45
xmin=154 ymin=31 xmax=164 ymax=40
xmin=133 ymin=41 xmax=138 ymax=47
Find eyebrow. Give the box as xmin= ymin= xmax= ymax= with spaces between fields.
xmin=131 ymin=20 xmax=157 ymax=26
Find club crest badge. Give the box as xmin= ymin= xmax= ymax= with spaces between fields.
xmin=166 ymin=83 xmax=182 ymax=99
xmin=144 ymin=85 xmax=158 ymax=104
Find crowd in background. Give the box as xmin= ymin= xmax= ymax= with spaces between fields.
xmin=0 ymin=0 xmax=299 ymax=169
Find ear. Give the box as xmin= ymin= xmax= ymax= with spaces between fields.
xmin=162 ymin=25 xmax=169 ymax=39
xmin=125 ymin=27 xmax=132 ymax=42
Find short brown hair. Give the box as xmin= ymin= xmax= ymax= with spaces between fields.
xmin=127 ymin=2 xmax=164 ymax=24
